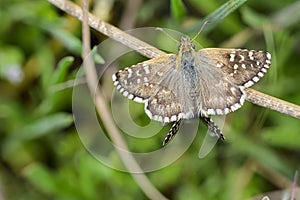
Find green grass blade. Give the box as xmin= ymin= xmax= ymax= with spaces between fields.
xmin=188 ymin=0 xmax=247 ymax=33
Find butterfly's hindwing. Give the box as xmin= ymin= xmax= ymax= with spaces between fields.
xmin=179 ymin=57 xmax=246 ymax=116
xmin=145 ymin=85 xmax=183 ymax=122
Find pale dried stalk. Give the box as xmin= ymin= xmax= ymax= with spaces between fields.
xmin=245 ymin=88 xmax=300 ymax=118
xmin=80 ymin=0 xmax=168 ymax=199
xmin=49 ymin=0 xmax=300 ymax=120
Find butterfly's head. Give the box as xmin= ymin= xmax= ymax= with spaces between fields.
xmin=178 ymin=36 xmax=195 ymax=53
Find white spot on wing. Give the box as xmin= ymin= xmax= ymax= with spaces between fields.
xmin=216 ymin=109 xmax=223 ymax=115
xmin=112 ymin=74 xmax=117 ymax=81
xmin=171 ymin=115 xmax=177 ymax=121
xmin=261 ymin=68 xmax=267 ymax=73
xmin=127 ymin=68 xmax=133 ymax=78
xmin=266 ymin=52 xmax=271 ymax=60
xmin=128 ymin=94 xmax=134 ymax=99
xmin=252 ymin=76 xmax=260 ymax=82
xmin=229 ymin=54 xmax=235 ymax=62
xmin=239 ymin=55 xmax=245 ymax=62
xmin=216 ymin=63 xmax=223 ymax=68
xmin=164 ymin=117 xmax=170 ymax=123
xmin=249 ymin=51 xmax=254 ymax=60
xmin=136 ymin=70 xmax=141 ymax=76
xmin=157 ymin=72 xmax=163 ymax=76
xmin=123 ymin=91 xmax=129 ymax=97
xmin=134 ymin=96 xmax=144 ymax=103
xmin=257 ymin=72 xmax=264 ymax=77
xmin=224 ymin=108 xmax=230 ymax=114
xmin=207 ymin=109 xmax=216 ymax=115
xmin=263 ymin=64 xmax=269 ymax=68
xmin=244 ymin=81 xmax=254 ymax=87
xmin=143 ymin=64 xmax=150 ymax=74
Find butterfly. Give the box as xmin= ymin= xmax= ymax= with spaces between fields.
xmin=112 ymin=35 xmax=271 ymax=146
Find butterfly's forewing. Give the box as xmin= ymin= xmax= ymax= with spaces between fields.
xmin=198 ymin=48 xmax=271 ymax=87
xmin=113 ymin=55 xmax=176 ymax=102
xmin=113 ymin=54 xmax=186 ymax=122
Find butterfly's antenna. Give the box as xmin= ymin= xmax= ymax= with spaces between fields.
xmin=191 ymin=20 xmax=210 ymax=41
xmin=155 ymin=27 xmax=180 ymax=44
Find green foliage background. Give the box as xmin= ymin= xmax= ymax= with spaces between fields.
xmin=0 ymin=0 xmax=300 ymax=199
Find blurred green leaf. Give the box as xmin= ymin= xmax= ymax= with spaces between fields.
xmin=23 ymin=163 xmax=59 ymax=194
xmin=262 ymin=118 xmax=300 ymax=150
xmin=37 ymin=46 xmax=55 ymax=91
xmin=43 ymin=21 xmax=82 ymax=55
xmin=7 ymin=1 xmax=82 ymax=54
xmin=14 ymin=112 xmax=73 ymax=140
xmin=92 ymin=46 xmax=105 ymax=64
xmin=2 ymin=112 xmax=73 ymax=173
xmin=35 ymin=56 xmax=74 ymax=115
xmin=50 ymin=56 xmax=74 ymax=85
xmin=271 ymin=0 xmax=300 ymax=29
xmin=241 ymin=6 xmax=270 ymax=29
xmin=187 ymin=0 xmax=247 ymax=33
xmin=189 ymin=0 xmax=220 ymax=14
xmin=231 ymin=133 xmax=293 ymax=175
xmin=171 ymin=0 xmax=186 ymax=19
xmin=23 ymin=163 xmax=83 ymax=200
xmin=0 ymin=46 xmax=24 ymax=67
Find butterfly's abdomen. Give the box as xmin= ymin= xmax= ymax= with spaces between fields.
xmin=181 ymin=53 xmax=200 ymax=103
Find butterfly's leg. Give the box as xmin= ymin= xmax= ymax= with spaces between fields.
xmin=201 ymin=116 xmax=225 ymax=140
xmin=163 ymin=119 xmax=182 ymax=146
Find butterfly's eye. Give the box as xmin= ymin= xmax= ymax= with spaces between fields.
xmin=178 ymin=44 xmax=182 ymax=51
